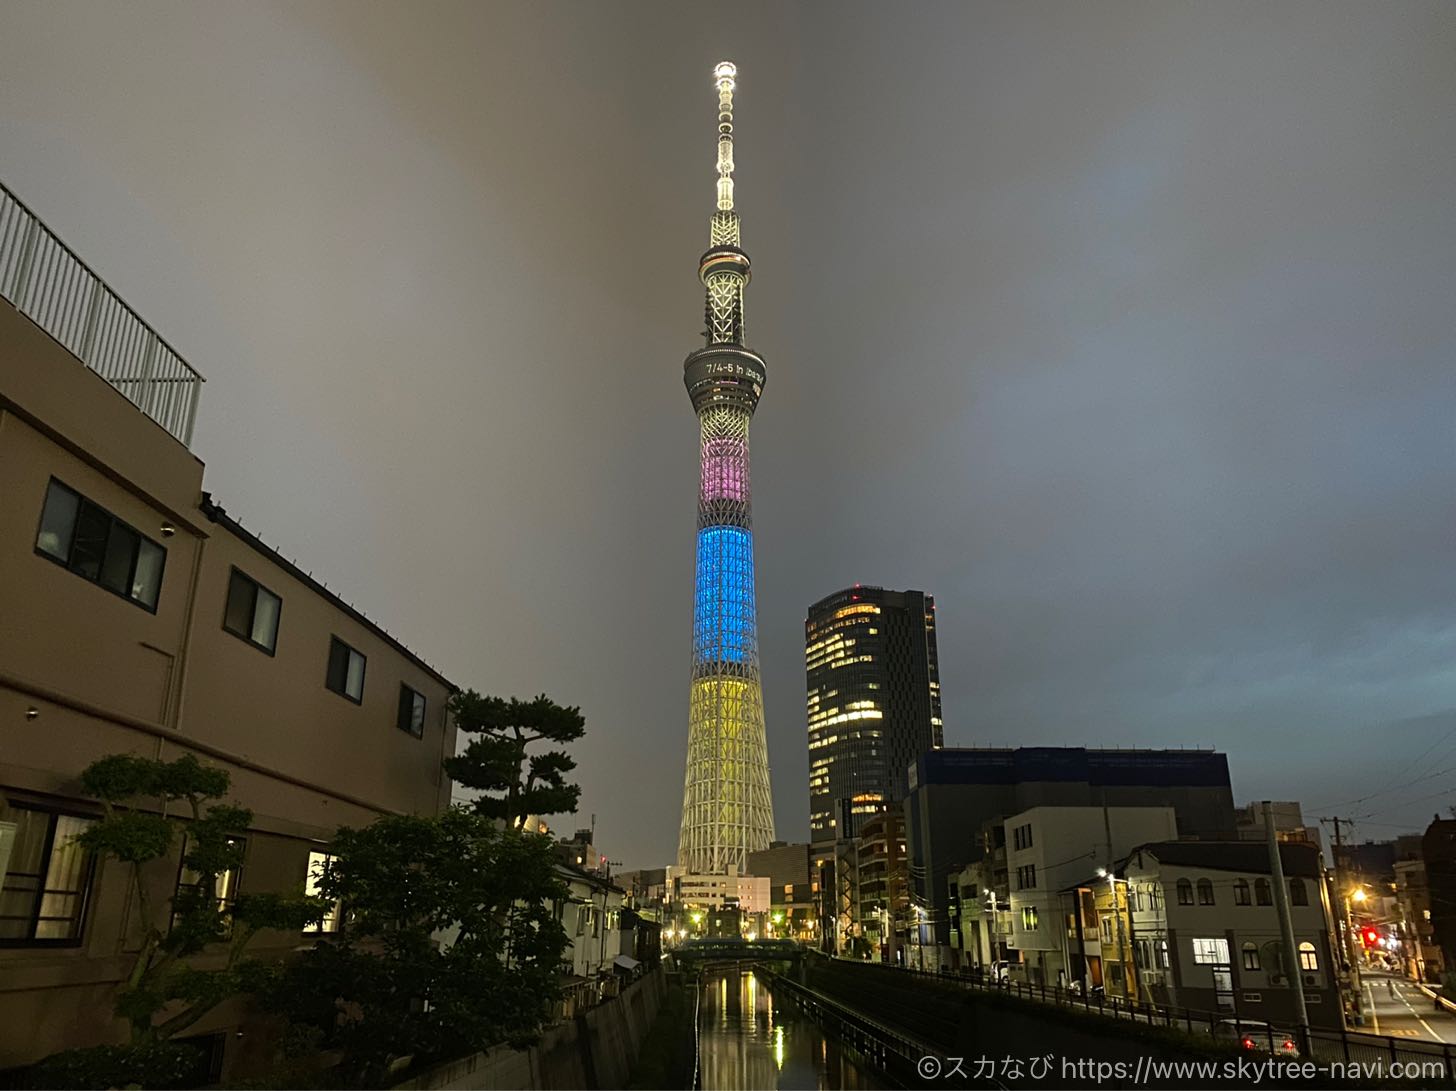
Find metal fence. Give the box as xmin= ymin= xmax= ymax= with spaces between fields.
xmin=762 ymin=967 xmax=944 ymax=1087
xmin=836 ymin=958 xmax=1456 ymax=1083
xmin=0 ymin=179 xmax=202 ymax=446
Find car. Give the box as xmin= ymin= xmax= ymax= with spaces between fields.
xmin=1212 ymin=1019 xmax=1300 ymax=1057
xmin=988 ymin=960 xmax=1011 ymax=984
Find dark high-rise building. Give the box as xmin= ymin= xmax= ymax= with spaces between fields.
xmin=805 ymin=586 xmax=943 ymax=844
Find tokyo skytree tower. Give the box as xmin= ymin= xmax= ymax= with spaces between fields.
xmin=676 ymin=61 xmax=776 ymax=874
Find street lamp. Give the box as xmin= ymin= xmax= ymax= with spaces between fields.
xmin=1097 ymin=867 xmax=1137 ymax=1004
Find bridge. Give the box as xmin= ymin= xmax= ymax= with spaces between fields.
xmin=670 ymin=937 xmax=806 ymax=966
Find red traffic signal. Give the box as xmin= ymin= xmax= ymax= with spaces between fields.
xmin=1361 ymin=927 xmax=1379 ymax=947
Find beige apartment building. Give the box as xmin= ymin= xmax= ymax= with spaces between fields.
xmin=0 ymin=183 xmax=456 ymax=1079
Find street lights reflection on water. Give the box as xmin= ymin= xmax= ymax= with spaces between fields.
xmin=696 ymin=968 xmax=884 ymax=1090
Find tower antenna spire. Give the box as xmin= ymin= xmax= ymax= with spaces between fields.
xmin=714 ymin=61 xmax=736 ymax=212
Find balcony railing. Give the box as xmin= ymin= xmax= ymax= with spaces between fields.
xmin=0 ymin=180 xmax=203 ymax=446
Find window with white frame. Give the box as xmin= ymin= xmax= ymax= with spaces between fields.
xmin=1298 ymin=941 xmax=1318 ymax=971
xmin=1191 ymin=936 xmax=1230 ymax=965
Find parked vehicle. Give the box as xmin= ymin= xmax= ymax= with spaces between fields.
xmin=1212 ymin=1019 xmax=1300 ymax=1057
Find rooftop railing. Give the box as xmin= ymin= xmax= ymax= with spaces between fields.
xmin=0 ymin=179 xmax=203 ymax=447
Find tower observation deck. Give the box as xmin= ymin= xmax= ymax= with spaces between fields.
xmin=677 ymin=62 xmax=776 ymax=874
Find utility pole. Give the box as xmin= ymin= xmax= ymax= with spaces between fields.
xmin=1323 ymin=815 xmax=1364 ymax=1025
xmin=1266 ymin=801 xmax=1309 ymax=1044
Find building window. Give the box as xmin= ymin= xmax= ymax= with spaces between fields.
xmin=1011 ymin=824 xmax=1033 ymax=851
xmin=1191 ymin=937 xmax=1230 ymax=965
xmin=1255 ymin=878 xmax=1272 ymax=906
xmin=1197 ymin=878 xmax=1215 ymax=906
xmin=1289 ymin=878 xmax=1308 ymax=906
xmin=1242 ymin=941 xmax=1261 ymax=971
xmin=1101 ymin=916 xmax=1112 ymax=944
xmin=34 ymin=478 xmax=166 ymax=611
xmin=223 ymin=568 xmax=282 ymax=654
xmin=1234 ymin=879 xmax=1251 ymax=906
xmin=1016 ymin=864 xmax=1037 ymax=890
xmin=303 ymin=851 xmax=341 ymax=933
xmin=1298 ymin=941 xmax=1318 ymax=971
xmin=0 ymin=806 xmax=96 ymax=945
xmin=172 ymin=836 xmax=244 ymax=935
xmin=1176 ymin=878 xmax=1194 ymax=905
xmin=1021 ymin=906 xmax=1039 ymax=931
xmin=326 ymin=637 xmax=366 ymax=702
xmin=1157 ymin=939 xmax=1171 ymax=969
xmin=397 ymin=685 xmax=427 ymax=738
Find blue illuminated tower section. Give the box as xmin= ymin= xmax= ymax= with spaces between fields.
xmin=677 ymin=62 xmax=776 ymax=874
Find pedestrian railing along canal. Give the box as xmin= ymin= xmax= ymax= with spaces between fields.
xmin=760 ymin=968 xmax=942 ymax=1087
xmin=870 ymin=960 xmax=1456 ymax=1082
xmin=0 ymin=179 xmax=203 ymax=446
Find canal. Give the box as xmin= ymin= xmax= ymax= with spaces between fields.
xmin=695 ymin=967 xmax=886 ymax=1090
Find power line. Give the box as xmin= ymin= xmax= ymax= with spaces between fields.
xmin=1308 ymin=762 xmax=1456 ymax=813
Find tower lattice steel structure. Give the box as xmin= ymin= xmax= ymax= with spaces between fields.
xmin=676 ymin=61 xmax=776 ymax=874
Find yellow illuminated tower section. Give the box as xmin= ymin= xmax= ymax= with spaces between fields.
xmin=677 ymin=62 xmax=776 ymax=873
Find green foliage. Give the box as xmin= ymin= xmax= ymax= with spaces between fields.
xmin=444 ymin=692 xmax=585 ymax=824
xmin=269 ymin=808 xmax=570 ymax=1086
xmin=26 ymin=1040 xmax=203 ymax=1091
xmin=80 ymin=752 xmax=229 ymax=805
xmin=56 ymin=753 xmax=326 ymax=1060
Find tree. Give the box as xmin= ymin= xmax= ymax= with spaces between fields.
xmin=269 ymin=809 xmax=569 ymax=1086
xmin=30 ymin=754 xmax=323 ymax=1087
xmin=444 ymin=692 xmax=585 ymax=825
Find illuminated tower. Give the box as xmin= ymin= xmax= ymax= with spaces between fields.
xmin=677 ymin=61 xmax=776 ymax=874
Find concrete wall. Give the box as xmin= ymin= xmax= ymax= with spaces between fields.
xmin=396 ymin=969 xmax=667 ymax=1091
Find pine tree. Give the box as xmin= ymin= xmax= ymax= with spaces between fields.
xmin=443 ymin=692 xmax=584 ymax=825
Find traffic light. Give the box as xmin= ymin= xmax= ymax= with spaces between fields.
xmin=1361 ymin=926 xmax=1380 ymax=948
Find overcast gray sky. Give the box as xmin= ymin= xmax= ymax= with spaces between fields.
xmin=3 ymin=1 xmax=1454 ymax=867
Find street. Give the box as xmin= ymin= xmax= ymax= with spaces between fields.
xmin=1359 ymin=971 xmax=1456 ymax=1043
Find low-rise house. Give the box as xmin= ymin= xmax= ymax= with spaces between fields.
xmin=556 ymin=864 xmax=626 ymax=1015
xmin=1124 ymin=841 xmax=1341 ymax=1028
xmin=0 ymin=182 xmax=456 ymax=1081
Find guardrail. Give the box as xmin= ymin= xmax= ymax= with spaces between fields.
xmin=762 ymin=968 xmax=943 ymax=1087
xmin=861 ymin=959 xmax=1456 ymax=1082
xmin=0 ymin=179 xmax=203 ymax=446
